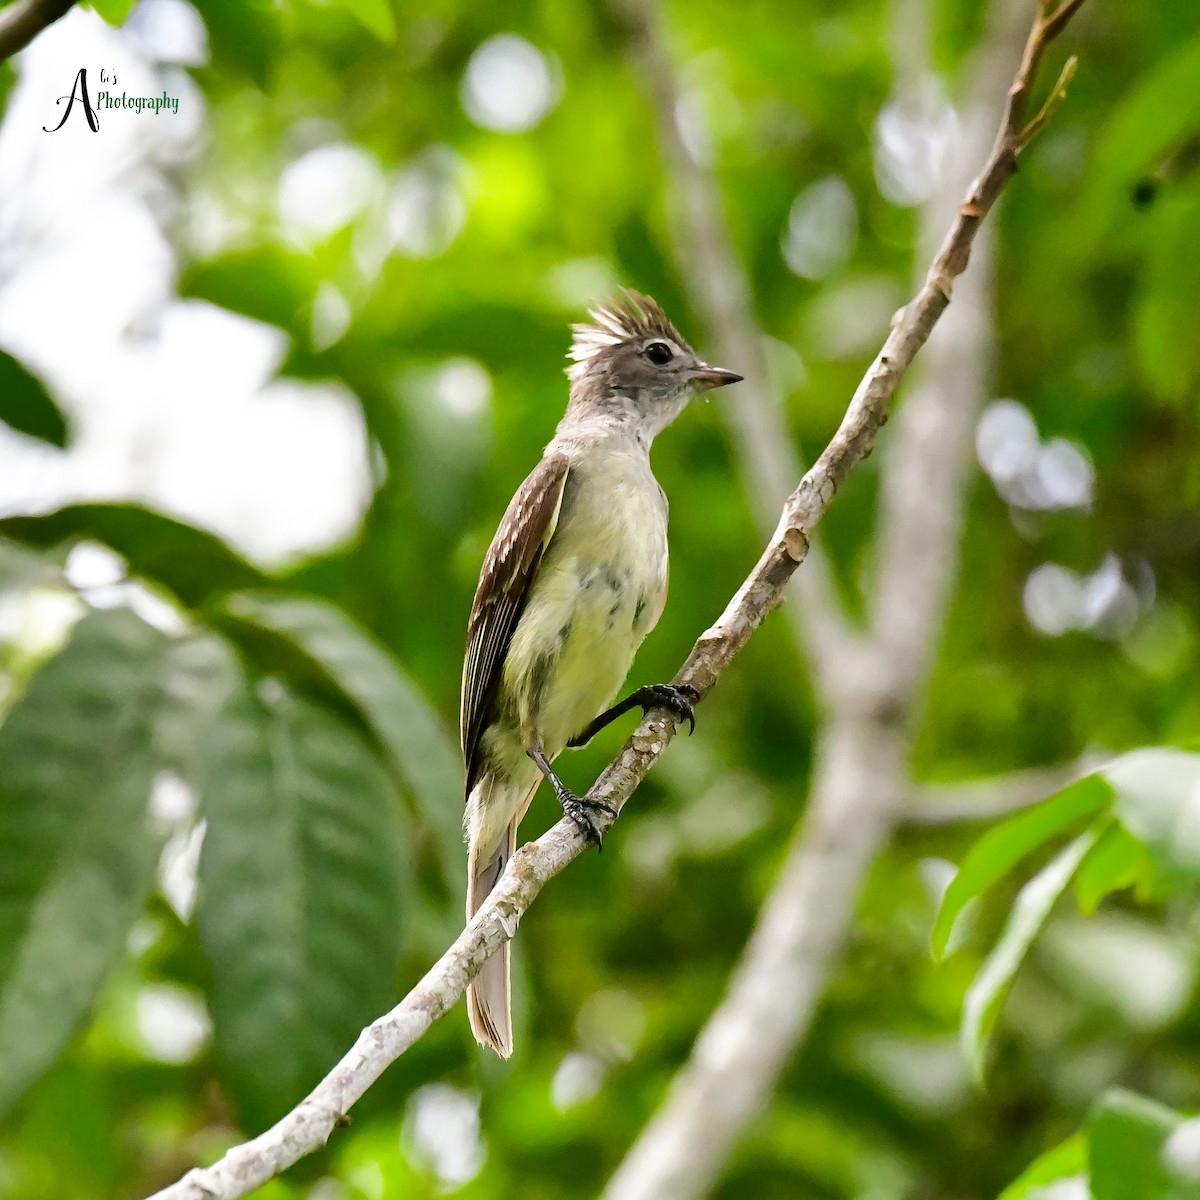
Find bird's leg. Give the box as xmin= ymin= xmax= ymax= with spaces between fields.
xmin=566 ymin=683 xmax=700 ymax=749
xmin=527 ymin=744 xmax=615 ymax=848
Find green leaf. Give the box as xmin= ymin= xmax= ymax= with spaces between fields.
xmin=998 ymin=1134 xmax=1087 ymax=1200
xmin=962 ymin=829 xmax=1098 ymax=1087
xmin=0 ymin=349 xmax=69 ymax=448
xmin=0 ymin=536 xmax=63 ymax=594
xmin=0 ymin=608 xmax=171 ymax=1118
xmin=0 ymin=504 xmax=267 ymax=610
xmin=218 ymin=591 xmax=464 ymax=887
xmin=87 ymin=0 xmax=138 ymax=25
xmin=1075 ymin=819 xmax=1154 ymax=915
xmin=1087 ymin=1089 xmax=1189 ymax=1200
xmin=198 ymin=0 xmax=283 ymax=88
xmin=1083 ymin=34 xmax=1200 ymax=236
xmin=1134 ymin=193 xmax=1200 ymax=401
xmin=181 ymin=247 xmax=313 ymax=332
xmin=196 ymin=674 xmax=408 ymax=1128
xmin=1105 ymin=748 xmax=1200 ymax=882
xmin=343 ymin=0 xmax=396 ymax=41
xmin=932 ymin=774 xmax=1113 ymax=960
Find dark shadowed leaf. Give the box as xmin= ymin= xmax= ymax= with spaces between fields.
xmin=0 ymin=349 xmax=69 ymax=448
xmin=0 ymin=504 xmax=267 ymax=610
xmin=197 ymin=0 xmax=282 ymax=88
xmin=932 ymin=773 xmax=1113 ymax=960
xmin=0 ymin=607 xmax=170 ymax=1118
xmin=195 ymin=672 xmax=408 ymax=1128
xmin=180 ymin=247 xmax=313 ymax=332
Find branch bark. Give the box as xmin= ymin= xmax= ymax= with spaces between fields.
xmin=0 ymin=0 xmax=76 ymax=65
xmin=147 ymin=3 xmax=1088 ymax=1196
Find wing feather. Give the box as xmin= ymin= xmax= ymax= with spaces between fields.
xmin=461 ymin=453 xmax=570 ymax=795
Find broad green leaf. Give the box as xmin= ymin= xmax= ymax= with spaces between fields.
xmin=962 ymin=829 xmax=1098 ymax=1087
xmin=997 ymin=1134 xmax=1086 ymax=1200
xmin=1087 ymin=1089 xmax=1189 ymax=1200
xmin=181 ymin=247 xmax=314 ymax=333
xmin=0 ymin=608 xmax=171 ymax=1117
xmin=343 ymin=0 xmax=396 ymax=41
xmin=932 ymin=774 xmax=1112 ymax=960
xmin=219 ymin=590 xmax=463 ymax=885
xmin=1075 ymin=819 xmax=1153 ymax=915
xmin=196 ymin=674 xmax=408 ymax=1128
xmin=156 ymin=634 xmax=243 ymax=785
xmin=1106 ymin=748 xmax=1200 ymax=882
xmin=0 ymin=349 xmax=69 ymax=448
xmin=0 ymin=504 xmax=267 ymax=610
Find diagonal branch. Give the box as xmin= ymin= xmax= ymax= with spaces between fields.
xmin=146 ymin=4 xmax=1088 ymax=1196
xmin=601 ymin=1 xmax=1084 ymax=1197
xmin=0 ymin=0 xmax=76 ymax=65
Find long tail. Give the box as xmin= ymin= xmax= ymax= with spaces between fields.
xmin=466 ymin=817 xmax=517 ymax=1056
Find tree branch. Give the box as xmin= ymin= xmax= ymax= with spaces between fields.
xmin=610 ymin=0 xmax=861 ymax=700
xmin=0 ymin=0 xmax=76 ymax=65
xmin=900 ymin=758 xmax=1094 ymax=825
xmin=147 ymin=3 xmax=1088 ymax=1196
xmin=601 ymin=2 xmax=1085 ymax=1197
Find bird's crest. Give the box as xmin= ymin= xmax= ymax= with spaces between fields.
xmin=566 ymin=290 xmax=691 ymax=382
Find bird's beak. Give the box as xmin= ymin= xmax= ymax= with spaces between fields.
xmin=690 ymin=364 xmax=744 ymax=392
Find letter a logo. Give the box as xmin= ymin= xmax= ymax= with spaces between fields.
xmin=43 ymin=68 xmax=100 ymax=133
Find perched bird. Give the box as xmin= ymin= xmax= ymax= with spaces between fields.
xmin=460 ymin=291 xmax=742 ymax=1056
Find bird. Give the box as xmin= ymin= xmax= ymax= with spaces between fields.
xmin=459 ymin=290 xmax=742 ymax=1056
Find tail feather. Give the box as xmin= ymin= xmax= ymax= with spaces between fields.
xmin=466 ymin=818 xmax=517 ymax=1057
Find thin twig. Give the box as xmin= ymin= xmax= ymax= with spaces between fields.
xmin=147 ymin=3 xmax=1088 ymax=1196
xmin=0 ymin=0 xmax=76 ymax=65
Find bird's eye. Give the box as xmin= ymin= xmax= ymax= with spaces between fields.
xmin=644 ymin=341 xmax=673 ymax=365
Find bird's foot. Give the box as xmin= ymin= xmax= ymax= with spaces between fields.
xmin=636 ymin=683 xmax=700 ymax=735
xmin=554 ymin=783 xmax=616 ymax=849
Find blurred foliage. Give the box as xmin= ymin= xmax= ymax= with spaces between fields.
xmin=1 ymin=0 xmax=1200 ymax=1198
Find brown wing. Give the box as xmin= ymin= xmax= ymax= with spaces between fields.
xmin=461 ymin=452 xmax=570 ymax=795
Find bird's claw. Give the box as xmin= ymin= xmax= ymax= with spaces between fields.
xmin=557 ymin=789 xmax=616 ymax=849
xmin=641 ymin=683 xmax=700 ymax=735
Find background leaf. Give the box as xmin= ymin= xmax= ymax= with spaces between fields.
xmin=962 ymin=829 xmax=1099 ymax=1086
xmin=342 ymin=0 xmax=396 ymax=42
xmin=195 ymin=670 xmax=409 ymax=1128
xmin=1105 ymin=748 xmax=1200 ymax=882
xmin=1074 ymin=818 xmax=1154 ymax=914
xmin=218 ymin=590 xmax=464 ymax=888
xmin=0 ymin=350 xmax=69 ymax=449
xmin=932 ymin=774 xmax=1112 ymax=959
xmin=1087 ymin=1089 xmax=1189 ymax=1200
xmin=0 ymin=504 xmax=267 ymax=610
xmin=0 ymin=608 xmax=170 ymax=1118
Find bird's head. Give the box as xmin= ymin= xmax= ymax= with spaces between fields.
xmin=563 ymin=291 xmax=742 ymax=444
